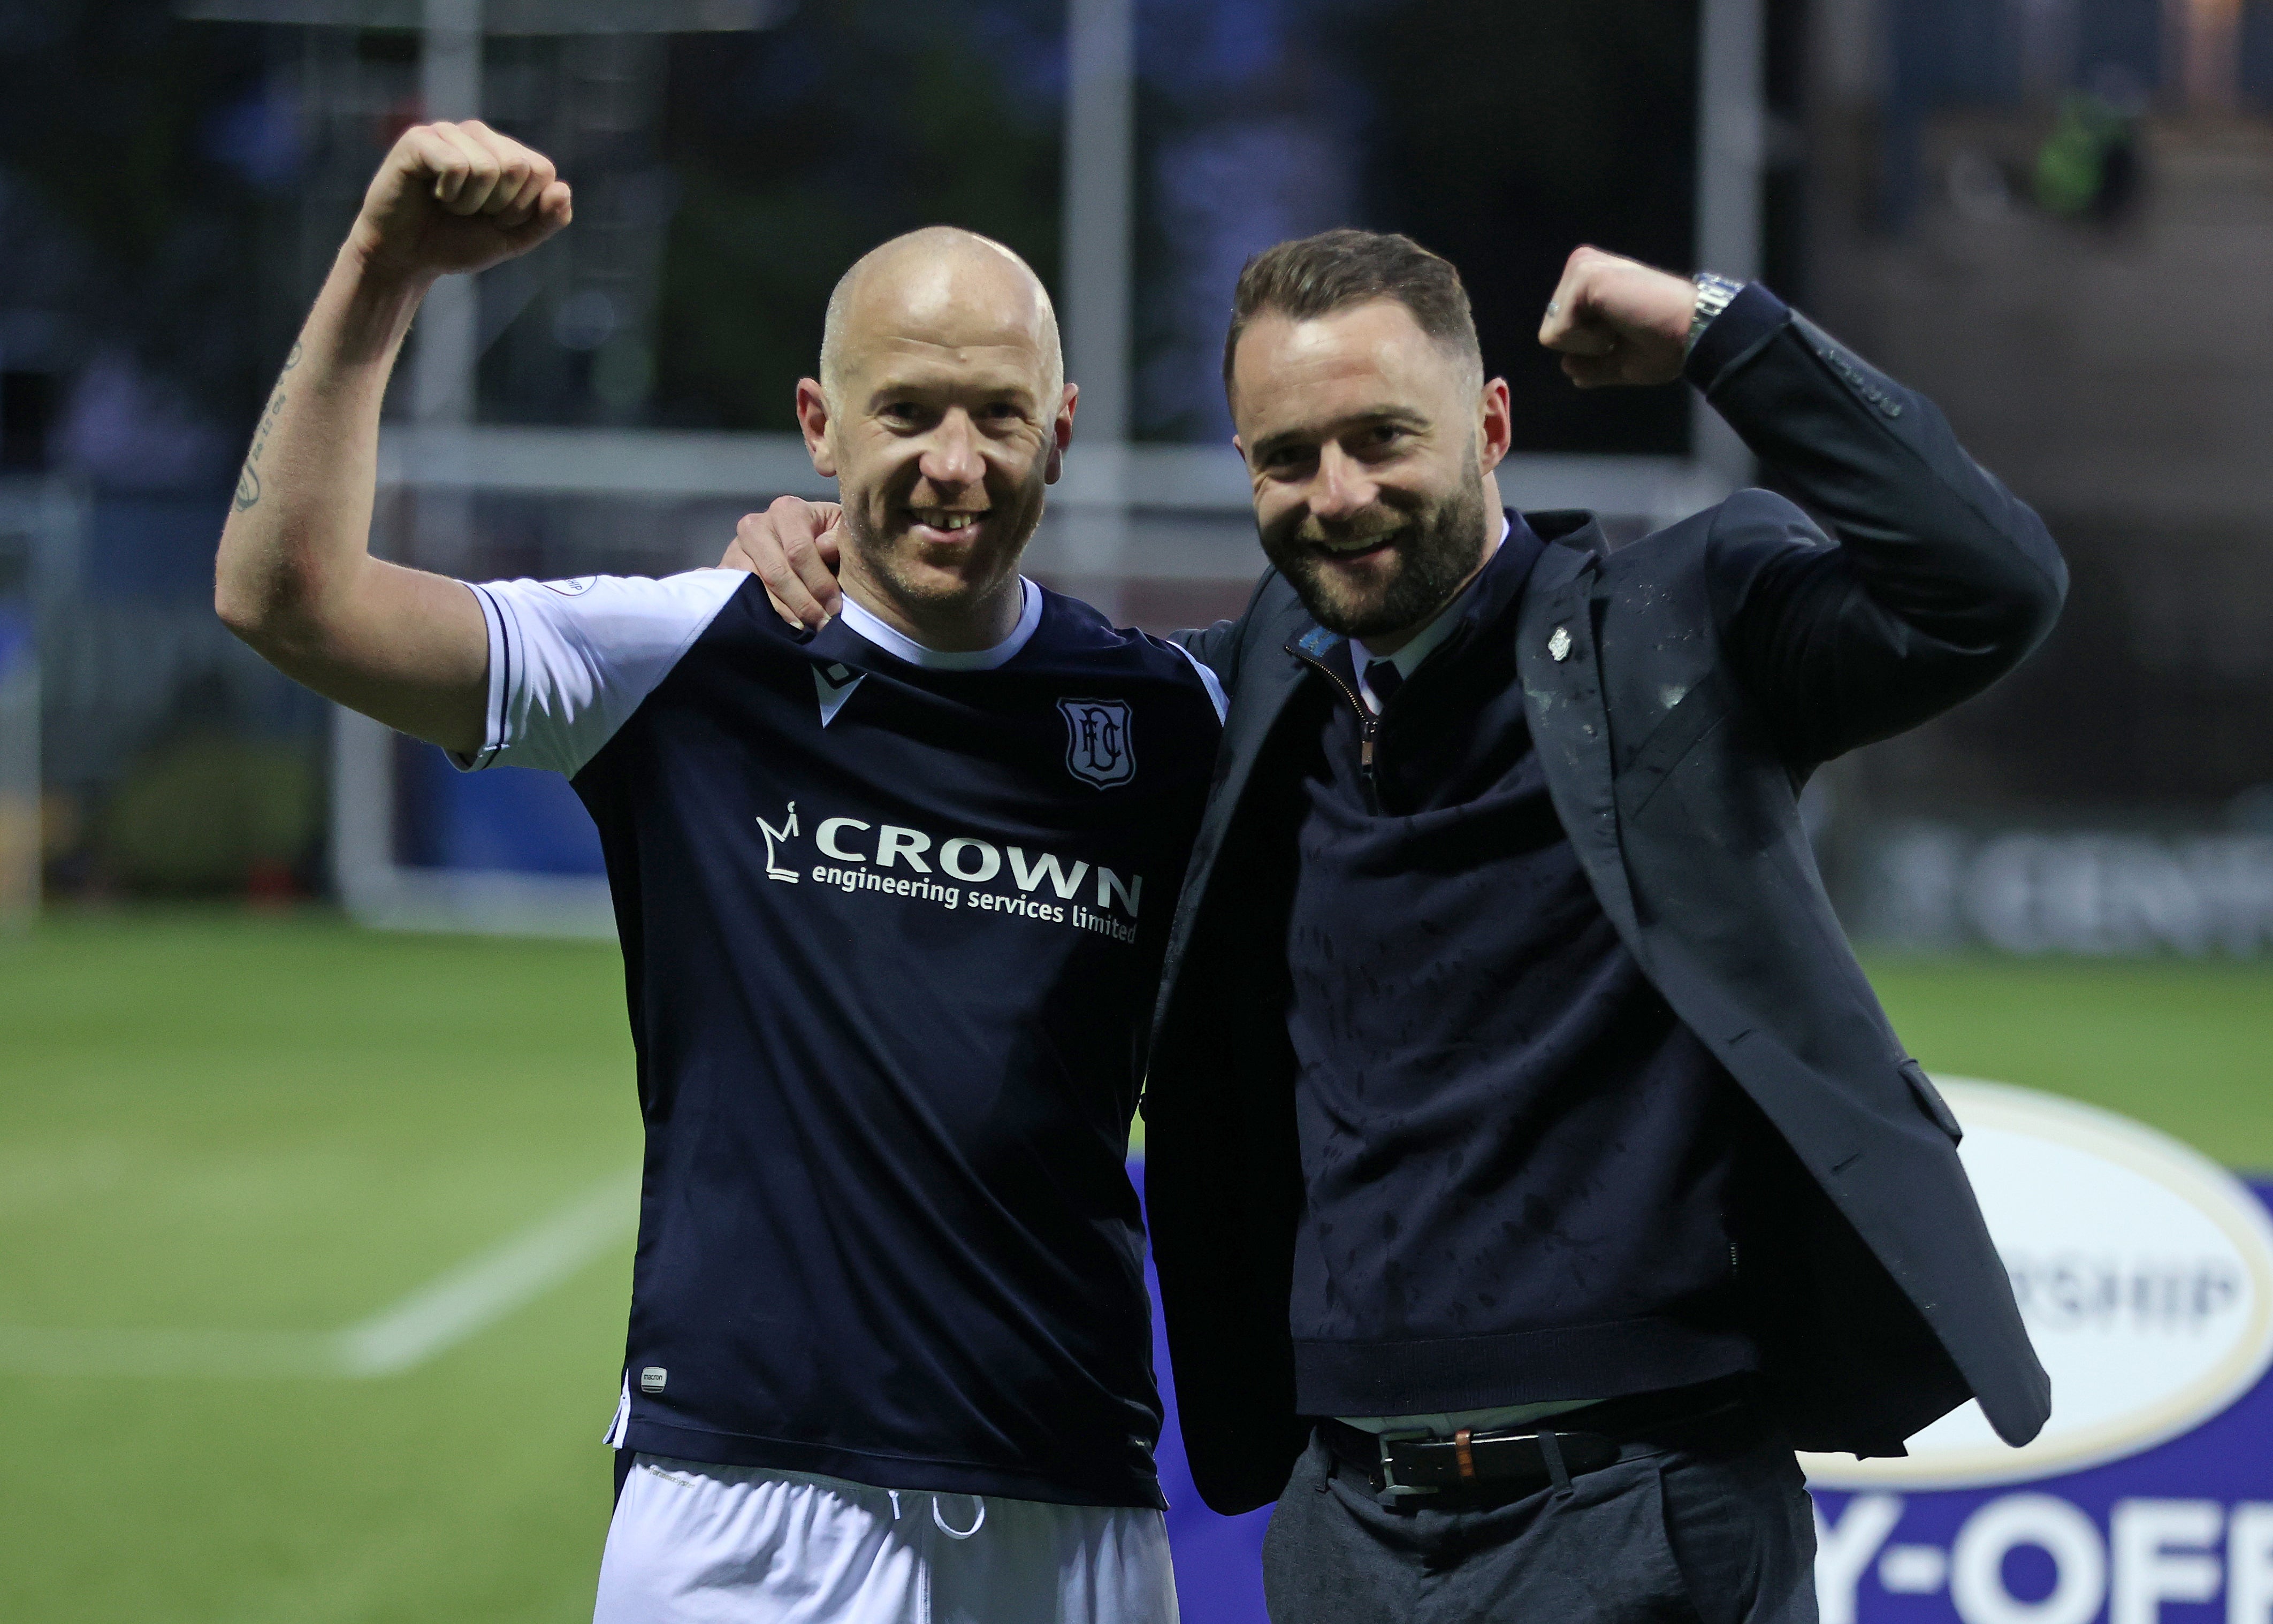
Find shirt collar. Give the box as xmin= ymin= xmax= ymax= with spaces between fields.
xmin=1353 ymin=512 xmax=1511 ymax=714
xmin=837 ymin=577 xmax=1042 ymax=670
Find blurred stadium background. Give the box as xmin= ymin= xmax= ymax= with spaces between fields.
xmin=2 ymin=0 xmax=2271 ymax=1619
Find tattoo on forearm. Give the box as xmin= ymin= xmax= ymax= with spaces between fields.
xmin=233 ymin=362 xmax=295 ymax=512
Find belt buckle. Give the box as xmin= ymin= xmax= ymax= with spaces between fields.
xmin=1374 ymin=1429 xmax=1439 ymax=1509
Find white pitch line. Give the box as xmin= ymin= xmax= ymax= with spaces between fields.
xmin=335 ymin=1170 xmax=635 ymax=1375
xmin=0 ymin=1169 xmax=637 ymax=1380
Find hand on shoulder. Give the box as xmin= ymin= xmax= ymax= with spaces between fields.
xmin=721 ymin=495 xmax=846 ymax=630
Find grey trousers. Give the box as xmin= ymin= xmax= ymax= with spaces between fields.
xmin=1258 ymin=1408 xmax=1818 ymax=1624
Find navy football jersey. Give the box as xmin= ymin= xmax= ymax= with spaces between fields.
xmin=460 ymin=570 xmax=1224 ymax=1508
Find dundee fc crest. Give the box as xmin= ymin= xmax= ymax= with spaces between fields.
xmin=1058 ymin=697 xmax=1135 ymax=790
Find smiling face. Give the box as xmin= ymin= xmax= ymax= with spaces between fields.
xmin=1230 ymin=297 xmax=1511 ymax=648
xmin=799 ymin=231 xmax=1074 ymax=649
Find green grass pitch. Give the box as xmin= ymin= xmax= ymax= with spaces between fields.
xmin=2 ymin=911 xmax=637 ymax=1624
xmin=2 ymin=911 xmax=2268 ymax=1620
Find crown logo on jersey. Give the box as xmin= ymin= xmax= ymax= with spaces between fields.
xmin=755 ymin=800 xmax=800 ymax=882
xmin=1057 ymin=698 xmax=1135 ymax=790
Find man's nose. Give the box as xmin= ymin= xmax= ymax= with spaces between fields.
xmin=1309 ymin=442 xmax=1376 ymax=521
xmin=919 ymin=410 xmax=985 ymax=488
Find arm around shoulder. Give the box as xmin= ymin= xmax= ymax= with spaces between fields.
xmin=1173 ymin=618 xmax=1241 ymax=676
xmin=1170 ymin=563 xmax=1286 ymax=691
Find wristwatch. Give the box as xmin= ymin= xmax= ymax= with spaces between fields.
xmin=1688 ymin=272 xmax=1743 ymax=353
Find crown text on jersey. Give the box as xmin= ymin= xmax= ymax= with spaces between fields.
xmin=757 ymin=800 xmax=1146 ymax=940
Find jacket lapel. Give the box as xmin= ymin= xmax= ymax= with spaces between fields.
xmin=1155 ymin=600 xmax=1315 ymax=992
xmin=1516 ymin=543 xmax=1643 ymax=946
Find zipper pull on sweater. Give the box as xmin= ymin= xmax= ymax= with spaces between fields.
xmin=1288 ymin=636 xmax=1385 ymax=813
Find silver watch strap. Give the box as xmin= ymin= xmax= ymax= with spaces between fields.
xmin=1688 ymin=272 xmax=1743 ymax=353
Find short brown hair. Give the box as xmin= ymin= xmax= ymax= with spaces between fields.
xmin=1222 ymin=229 xmax=1482 ymax=401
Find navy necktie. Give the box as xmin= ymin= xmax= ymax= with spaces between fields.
xmin=1364 ymin=658 xmax=1404 ymax=709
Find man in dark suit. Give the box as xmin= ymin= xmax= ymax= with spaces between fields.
xmin=729 ymin=230 xmax=2062 ymax=1621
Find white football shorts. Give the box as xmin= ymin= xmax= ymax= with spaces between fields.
xmin=593 ymin=1454 xmax=1180 ymax=1624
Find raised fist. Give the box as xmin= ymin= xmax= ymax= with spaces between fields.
xmin=347 ymin=121 xmax=572 ymax=284
xmin=1537 ymin=246 xmax=1697 ymax=389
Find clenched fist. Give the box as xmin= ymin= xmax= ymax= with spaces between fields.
xmin=347 ymin=121 xmax=572 ymax=284
xmin=1537 ymin=246 xmax=1697 ymax=389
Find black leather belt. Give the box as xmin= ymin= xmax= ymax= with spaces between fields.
xmin=1322 ymin=1416 xmax=1619 ymax=1507
xmin=1318 ymin=1376 xmax=1753 ymax=1511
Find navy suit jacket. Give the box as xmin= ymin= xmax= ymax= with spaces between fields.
xmin=1146 ymin=286 xmax=2067 ymax=1515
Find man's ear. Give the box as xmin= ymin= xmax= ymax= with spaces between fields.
xmin=1476 ymin=377 xmax=1513 ymax=476
xmin=796 ymin=378 xmax=838 ymax=479
xmin=1044 ymin=381 xmax=1078 ymax=485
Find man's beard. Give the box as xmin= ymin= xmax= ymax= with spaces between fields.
xmin=1263 ymin=472 xmax=1490 ymax=642
xmin=839 ymin=476 xmax=1043 ymax=607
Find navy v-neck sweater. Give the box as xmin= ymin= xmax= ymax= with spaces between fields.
xmin=1281 ymin=517 xmax=1760 ymax=1416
